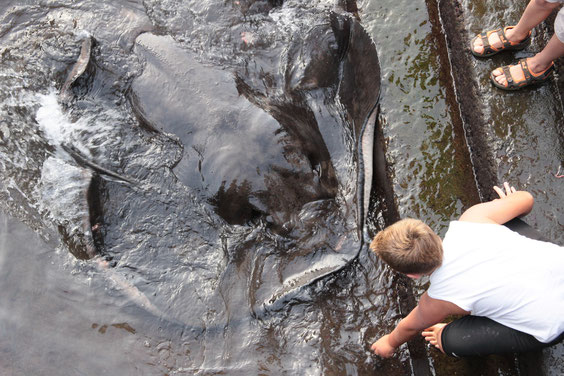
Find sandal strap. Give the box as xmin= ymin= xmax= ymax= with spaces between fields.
xmin=520 ymin=59 xmax=532 ymax=81
xmin=521 ymin=58 xmax=555 ymax=79
xmin=480 ymin=31 xmax=492 ymax=52
xmin=496 ymin=28 xmax=510 ymax=48
xmin=502 ymin=66 xmax=515 ymax=87
xmin=481 ymin=28 xmax=512 ymax=54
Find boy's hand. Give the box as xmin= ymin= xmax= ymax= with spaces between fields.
xmin=493 ymin=182 xmax=516 ymax=198
xmin=459 ymin=182 xmax=534 ymax=225
xmin=371 ymin=334 xmax=396 ymax=358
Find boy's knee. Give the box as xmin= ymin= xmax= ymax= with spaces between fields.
xmin=534 ymin=0 xmax=561 ymax=10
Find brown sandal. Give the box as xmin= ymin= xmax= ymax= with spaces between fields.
xmin=490 ymin=59 xmax=554 ymax=91
xmin=471 ymin=26 xmax=531 ymax=57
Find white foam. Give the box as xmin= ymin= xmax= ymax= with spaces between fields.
xmin=35 ymin=90 xmax=74 ymax=147
xmin=75 ymin=29 xmax=91 ymax=39
xmin=34 ymin=91 xmax=102 ymax=239
xmin=40 ymin=157 xmax=92 ymax=232
xmin=35 ymin=90 xmax=120 ymax=158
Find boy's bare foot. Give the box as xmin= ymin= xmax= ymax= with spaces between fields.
xmin=422 ymin=323 xmax=447 ymax=353
xmin=472 ymin=27 xmax=530 ymax=56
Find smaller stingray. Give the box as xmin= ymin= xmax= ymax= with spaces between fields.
xmin=51 ymin=36 xmax=177 ymax=321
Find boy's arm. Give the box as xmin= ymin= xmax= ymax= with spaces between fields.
xmin=459 ymin=182 xmax=534 ymax=225
xmin=371 ymin=292 xmax=468 ymax=357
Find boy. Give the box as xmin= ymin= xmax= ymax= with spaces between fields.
xmin=370 ymin=183 xmax=564 ymax=357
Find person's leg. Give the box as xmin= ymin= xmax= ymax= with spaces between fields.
xmin=492 ymin=7 xmax=564 ymax=87
xmin=473 ymin=0 xmax=560 ymax=55
xmin=503 ymin=217 xmax=550 ymax=242
xmin=423 ymin=316 xmax=554 ymax=357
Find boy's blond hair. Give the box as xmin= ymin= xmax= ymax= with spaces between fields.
xmin=369 ymin=218 xmax=443 ymax=274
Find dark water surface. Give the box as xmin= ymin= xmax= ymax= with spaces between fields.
xmin=0 ymin=0 xmax=562 ymax=375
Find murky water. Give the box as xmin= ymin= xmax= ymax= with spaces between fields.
xmin=0 ymin=0 xmax=562 ymax=375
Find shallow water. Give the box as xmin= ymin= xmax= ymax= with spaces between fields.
xmin=358 ymin=0 xmax=480 ymax=232
xmin=0 ymin=0 xmax=562 ymax=375
xmin=0 ymin=212 xmax=160 ymax=375
xmin=460 ymin=0 xmax=564 ymax=244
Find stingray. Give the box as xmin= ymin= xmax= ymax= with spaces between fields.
xmin=124 ymin=6 xmax=384 ymax=315
xmin=0 ymin=1 xmax=403 ymax=372
xmin=7 ymin=0 xmax=388 ymax=324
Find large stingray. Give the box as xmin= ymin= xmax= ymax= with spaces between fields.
xmin=123 ymin=5 xmax=382 ymax=314
xmin=35 ymin=0 xmax=385 ymax=318
xmin=0 ymin=0 xmax=393 ymax=371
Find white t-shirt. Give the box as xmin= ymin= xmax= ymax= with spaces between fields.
xmin=428 ymin=221 xmax=564 ymax=343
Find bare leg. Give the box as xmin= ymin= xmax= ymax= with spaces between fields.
xmin=492 ymin=34 xmax=564 ymax=86
xmin=422 ymin=323 xmax=447 ymax=353
xmin=473 ymin=0 xmax=560 ymax=54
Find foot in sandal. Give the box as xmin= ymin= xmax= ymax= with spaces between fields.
xmin=471 ymin=26 xmax=531 ymax=57
xmin=490 ymin=58 xmax=554 ymax=90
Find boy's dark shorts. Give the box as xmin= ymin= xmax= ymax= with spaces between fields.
xmin=441 ymin=315 xmax=564 ymax=357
